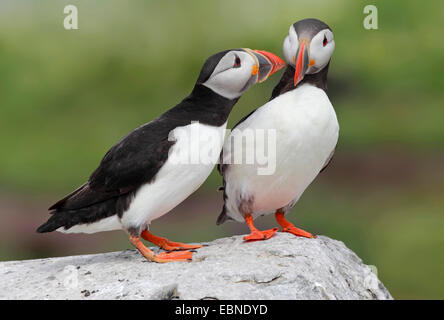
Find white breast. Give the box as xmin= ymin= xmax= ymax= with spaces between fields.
xmin=120 ymin=121 xmax=227 ymax=231
xmin=223 ymin=84 xmax=339 ymax=220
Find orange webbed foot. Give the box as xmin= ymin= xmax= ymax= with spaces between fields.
xmin=160 ymin=240 xmax=202 ymax=251
xmin=275 ymin=211 xmax=316 ymax=239
xmin=140 ymin=230 xmax=202 ymax=251
xmin=130 ymin=235 xmax=195 ymax=263
xmin=153 ymin=250 xmax=194 ymax=263
xmin=243 ymin=228 xmax=278 ymax=242
xmin=243 ymin=214 xmax=278 ymax=242
xmin=282 ymin=226 xmax=316 ymax=239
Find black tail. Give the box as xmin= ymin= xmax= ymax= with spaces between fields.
xmin=216 ymin=178 xmax=232 ymax=225
xmin=36 ymin=206 xmax=106 ymax=233
xmin=36 ymin=207 xmax=102 ymax=233
xmin=36 ymin=191 xmax=135 ymax=233
xmin=36 ymin=212 xmax=69 ymax=233
xmin=216 ymin=205 xmax=230 ymax=225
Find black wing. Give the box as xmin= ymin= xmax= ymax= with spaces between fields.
xmin=49 ymin=117 xmax=177 ymax=211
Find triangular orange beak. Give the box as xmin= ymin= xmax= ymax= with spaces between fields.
xmin=294 ymin=41 xmax=308 ymax=86
xmin=251 ymin=50 xmax=286 ymax=83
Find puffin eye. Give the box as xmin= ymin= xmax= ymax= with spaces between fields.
xmin=323 ymin=35 xmax=328 ymax=47
xmin=233 ymin=56 xmax=241 ymax=68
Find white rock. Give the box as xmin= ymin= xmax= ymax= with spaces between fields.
xmin=0 ymin=233 xmax=392 ymax=300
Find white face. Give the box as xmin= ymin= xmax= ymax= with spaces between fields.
xmin=202 ymin=50 xmax=258 ymax=100
xmin=308 ymin=29 xmax=335 ymax=73
xmin=283 ymin=25 xmax=335 ymax=74
xmin=283 ymin=25 xmax=299 ymax=67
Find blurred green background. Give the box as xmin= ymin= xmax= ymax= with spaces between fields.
xmin=0 ymin=0 xmax=443 ymax=299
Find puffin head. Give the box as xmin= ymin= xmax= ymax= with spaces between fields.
xmin=283 ymin=18 xmax=335 ymax=86
xmin=197 ymin=49 xmax=285 ymax=100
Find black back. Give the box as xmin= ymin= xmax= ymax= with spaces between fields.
xmin=52 ymin=84 xmax=238 ymax=211
xmin=270 ymin=63 xmax=329 ymax=99
xmin=37 ymin=51 xmax=242 ymax=233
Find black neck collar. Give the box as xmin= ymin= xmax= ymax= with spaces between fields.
xmin=164 ymin=84 xmax=239 ymax=127
xmin=270 ymin=63 xmax=329 ymax=100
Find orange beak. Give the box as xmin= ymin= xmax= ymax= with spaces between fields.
xmin=250 ymin=50 xmax=286 ymax=83
xmin=294 ymin=41 xmax=309 ymax=86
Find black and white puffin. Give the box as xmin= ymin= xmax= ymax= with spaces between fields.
xmin=37 ymin=48 xmax=285 ymax=262
xmin=217 ymin=19 xmax=338 ymax=241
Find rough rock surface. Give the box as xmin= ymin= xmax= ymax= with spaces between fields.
xmin=0 ymin=233 xmax=392 ymax=300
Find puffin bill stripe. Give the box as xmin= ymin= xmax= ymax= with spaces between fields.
xmin=251 ymin=50 xmax=286 ymax=83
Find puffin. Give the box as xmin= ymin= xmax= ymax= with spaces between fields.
xmin=217 ymin=19 xmax=338 ymax=241
xmin=37 ymin=48 xmax=285 ymax=262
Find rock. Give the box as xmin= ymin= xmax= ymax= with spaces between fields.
xmin=0 ymin=233 xmax=392 ymax=300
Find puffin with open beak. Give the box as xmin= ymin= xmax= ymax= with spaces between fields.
xmin=217 ymin=19 xmax=338 ymax=241
xmin=37 ymin=48 xmax=285 ymax=262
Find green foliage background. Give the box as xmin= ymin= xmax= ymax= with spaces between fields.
xmin=0 ymin=0 xmax=443 ymax=299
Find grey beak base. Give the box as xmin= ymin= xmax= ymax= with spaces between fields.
xmin=251 ymin=52 xmax=273 ymax=83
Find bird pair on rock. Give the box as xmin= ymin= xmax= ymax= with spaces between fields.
xmin=37 ymin=19 xmax=338 ymax=263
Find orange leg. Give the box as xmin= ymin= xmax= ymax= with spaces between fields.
xmin=275 ymin=211 xmax=316 ymax=238
xmin=140 ymin=230 xmax=202 ymax=251
xmin=129 ymin=235 xmax=193 ymax=263
xmin=243 ymin=214 xmax=278 ymax=242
